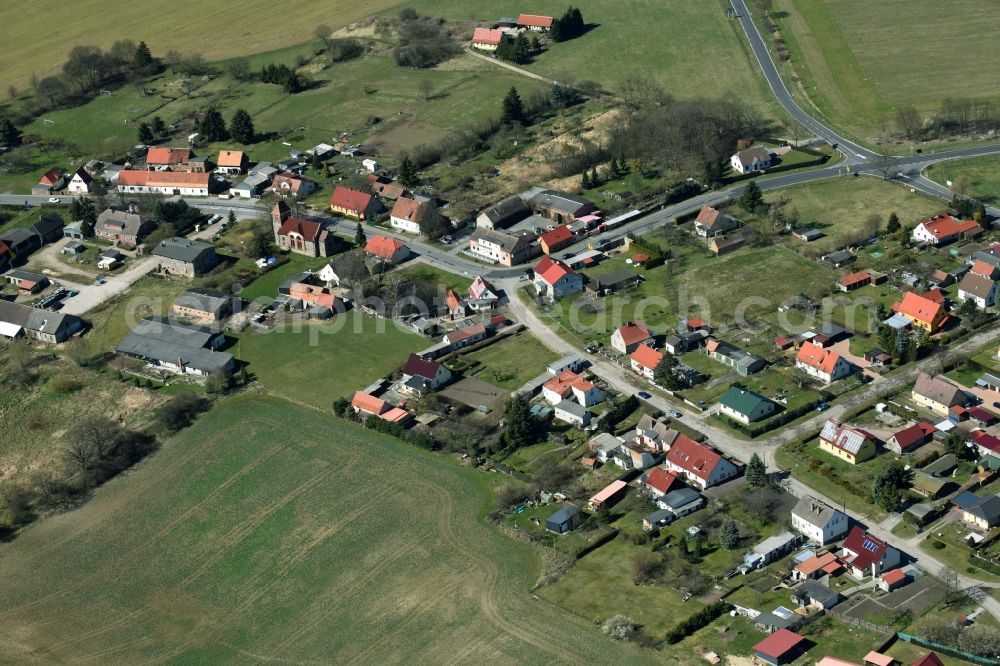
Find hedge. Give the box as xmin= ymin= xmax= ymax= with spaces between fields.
xmin=665 ymin=601 xmax=730 ymax=644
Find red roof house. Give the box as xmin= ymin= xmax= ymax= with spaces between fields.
xmin=612 ymin=320 xmax=653 ymax=354
xmin=753 ymin=628 xmax=807 ymax=665
xmin=364 ymin=235 xmax=409 ymax=264
xmin=630 ymin=343 xmax=663 ymax=378
xmin=471 ymin=27 xmax=503 ymax=48
xmin=38 ymin=168 xmax=62 ymax=185
xmin=663 ymin=435 xmax=739 ymax=489
xmin=910 ymin=652 xmax=945 ymax=666
xmin=351 ymin=391 xmax=387 ymax=416
xmin=146 ymin=147 xmax=192 ymax=168
xmin=893 ymin=291 xmax=947 ymax=332
xmin=330 ymin=186 xmax=378 ymax=219
xmin=913 ymin=213 xmax=982 ymax=245
xmin=878 ymin=567 xmax=908 ymax=591
xmin=641 ymin=467 xmax=679 ymax=497
xmin=796 ymin=341 xmax=851 ymax=383
xmin=517 ymin=13 xmax=554 ymax=29
xmin=840 ymin=526 xmax=900 ymax=578
xmin=887 ymin=421 xmax=936 ymax=454
xmin=539 ymin=224 xmax=574 ymax=254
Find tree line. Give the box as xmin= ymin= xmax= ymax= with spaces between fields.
xmin=894 ymin=97 xmax=1000 ymax=141
xmin=391 ymin=9 xmax=458 ymax=68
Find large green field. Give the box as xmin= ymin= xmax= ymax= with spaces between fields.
xmin=928 ymin=156 xmax=1000 ymax=204
xmin=0 ymin=0 xmax=406 ymax=89
xmin=235 ymin=312 xmax=427 ymax=405
xmin=0 ymin=396 xmax=653 ymax=663
xmin=770 ymin=0 xmax=1000 ymax=143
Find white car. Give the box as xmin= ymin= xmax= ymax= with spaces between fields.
xmin=48 ymin=197 xmax=60 ymax=203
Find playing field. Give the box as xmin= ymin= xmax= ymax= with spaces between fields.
xmin=0 ymin=396 xmax=654 ymax=663
xmin=0 ymin=0 xmax=408 ymax=89
xmin=771 ymin=0 xmax=1000 ymax=141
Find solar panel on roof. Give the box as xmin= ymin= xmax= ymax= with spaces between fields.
xmin=862 ymin=539 xmax=879 ymax=553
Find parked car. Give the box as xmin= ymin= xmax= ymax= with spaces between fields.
xmin=637 ymin=391 xmax=651 ymax=399
xmin=48 ymin=197 xmax=60 ymax=203
xmin=669 ymin=410 xmax=682 ymax=419
xmin=817 ymin=402 xmax=830 ymax=412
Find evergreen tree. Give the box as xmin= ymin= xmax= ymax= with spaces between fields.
xmin=894 ymin=331 xmax=910 ymax=363
xmin=581 ymin=170 xmax=591 ymax=189
xmin=502 ymin=394 xmax=538 ymax=450
xmin=0 ymin=118 xmax=21 ymax=147
xmin=137 ymin=121 xmax=154 ymax=144
xmin=398 ymin=155 xmax=417 ymax=187
xmin=500 ymin=86 xmax=526 ymax=125
xmin=678 ymin=537 xmax=689 ymax=560
xmin=246 ymin=230 xmax=271 ymax=259
xmin=77 ymin=197 xmax=97 ymax=236
xmin=745 ymin=452 xmax=767 ymax=487
xmin=944 ymin=432 xmax=970 ymax=460
xmin=311 ymin=153 xmax=323 ymax=173
xmin=529 ymin=33 xmax=541 ymax=53
xmin=886 ymin=211 xmax=900 ymax=234
xmin=589 ymin=166 xmax=600 ymax=187
xmin=550 ymin=83 xmax=568 ymax=109
xmin=513 ymin=33 xmax=530 ymax=64
xmin=703 ymin=159 xmax=724 ymax=186
xmin=974 ymin=203 xmax=987 ymax=223
xmin=226 ymin=210 xmax=237 ymax=228
xmin=354 ymin=222 xmax=366 ymax=247
xmin=198 ymin=108 xmax=227 ymax=141
xmin=134 ymin=41 xmax=155 ymax=71
xmin=652 ymin=353 xmax=675 ymax=385
xmin=229 ymin=109 xmax=255 ymax=144
xmin=610 ymin=156 xmax=621 ymax=178
xmin=151 ymin=115 xmax=167 ymax=138
xmin=720 ymin=521 xmax=741 ymax=550
xmin=740 ymin=180 xmax=763 ymax=212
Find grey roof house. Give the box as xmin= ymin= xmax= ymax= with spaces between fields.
xmin=0 ymin=300 xmax=84 ymax=343
xmin=116 ymin=316 xmax=234 ymax=376
xmin=32 ymin=212 xmax=65 ymax=243
xmin=172 ymin=287 xmax=233 ymax=322
xmin=476 ymin=195 xmax=532 ymax=230
xmin=152 ymin=237 xmax=218 ymax=277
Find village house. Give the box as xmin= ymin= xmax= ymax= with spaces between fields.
xmin=389 ymin=196 xmax=426 ymax=235
xmin=554 ymin=400 xmax=591 ymax=427
xmin=912 ymin=372 xmax=966 ymax=416
xmin=791 ymin=496 xmax=849 ymax=545
xmin=0 ymin=300 xmax=84 ymax=343
xmin=287 ymin=278 xmax=341 ymax=312
xmin=635 ymin=413 xmax=679 ymax=452
xmin=116 ymin=316 xmax=235 ymax=376
xmin=272 ymin=201 xmax=338 ymax=258
xmin=476 ymin=195 xmax=532 ymax=230
xmin=66 ymin=167 xmax=93 ymax=194
xmin=95 ymin=208 xmax=155 ymax=246
xmin=718 ymin=386 xmax=777 ymax=424
xmin=546 ymin=503 xmax=583 ymax=534
xmin=151 ymin=237 xmax=218 ymax=277
xmin=171 ymin=287 xmax=233 ymax=322
xmin=0 ymin=228 xmax=41 ymax=262
xmin=98 ymin=248 xmax=125 ymax=270
xmin=272 ymin=172 xmax=317 ymax=197
xmin=818 ymin=418 xmax=878 ymax=464
xmin=214 ymin=150 xmax=249 ymax=175
xmin=468 ymin=229 xmax=537 ymax=266
xmin=532 ymin=256 xmax=582 ymax=300
xmin=443 ymin=323 xmax=489 ymax=350
xmin=892 ymin=291 xmax=948 ymax=333
xmin=369 ymin=176 xmax=406 ymax=200
xmin=589 ymin=432 xmax=625 ymax=464
xmin=795 ymin=341 xmax=853 ymax=383
xmin=793 ymin=552 xmax=842 ymax=581
xmin=730 ymin=145 xmax=772 ymax=174
xmin=539 ymin=225 xmax=574 ymax=255
xmin=791 ymin=580 xmax=841 ymax=611
xmin=467 ymin=275 xmax=500 ymax=311
xmin=542 ymin=370 xmax=604 ymax=407
xmin=912 ymin=212 xmax=983 ymax=246
xmin=694 ymin=205 xmax=739 ymax=237
xmin=840 ymin=527 xmax=900 ymax=579
xmin=657 ymin=487 xmax=704 ymax=516
xmin=330 ymin=186 xmax=382 ymax=219
xmin=471 ymin=27 xmax=503 ymax=50
xmin=584 ymin=269 xmax=642 ymax=296
xmin=364 ymin=235 xmax=409 ymax=265
xmin=630 ymin=343 xmax=663 ymax=379
xmin=351 ymin=391 xmax=412 ymax=425
xmin=957 ymin=260 xmax=999 ymax=308
xmin=145 ymin=147 xmax=193 ymax=171
xmin=710 ymin=234 xmax=747 ymax=256
xmin=878 ymin=568 xmax=909 ymax=593
xmin=445 ymin=289 xmax=467 ymax=318
xmin=230 ymin=172 xmax=271 ymax=199
xmin=117 ymin=170 xmax=211 ymax=196
xmin=611 ymin=321 xmax=654 ymax=355
xmin=663 ymin=330 xmax=709 ymax=355
xmin=399 ymin=354 xmax=452 ymax=396
xmin=640 ymin=466 xmax=679 ymax=499
xmin=32 ymin=212 xmax=65 ymax=244
xmin=886 ymin=421 xmax=937 ymax=455
xmin=664 ymin=435 xmax=739 ymax=489
xmin=753 ymin=629 xmax=807 ymax=666
xmin=954 ymin=491 xmax=1000 ymax=530
xmin=705 ymin=338 xmax=766 ymax=376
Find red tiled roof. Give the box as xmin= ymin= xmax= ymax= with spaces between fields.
xmin=446 ymin=289 xmax=462 ymax=312
xmin=39 ymin=167 xmax=62 ymax=185
xmin=330 ymin=186 xmax=373 ymax=214
xmin=517 ymin=13 xmax=554 ymax=27
xmin=351 ymin=391 xmax=387 ymax=415
xmin=665 ymin=435 xmax=722 ymax=481
xmin=272 ymin=172 xmax=308 ymax=194
xmin=402 ymin=353 xmax=442 ymax=380
xmin=863 ymin=651 xmax=894 ymax=666
xmin=971 ymin=429 xmax=1000 ymax=453
xmin=391 ymin=196 xmax=423 ymax=223
xmin=117 ymin=170 xmax=210 ymax=187
xmin=893 ymin=291 xmax=942 ymax=326
xmin=543 ymin=370 xmax=595 ymax=397
xmin=540 ymin=224 xmax=573 ymax=250
xmin=277 ymin=216 xmax=324 ymax=242
xmin=922 ymin=288 xmax=946 ymax=305
xmin=472 ymin=27 xmax=503 ymax=45
xmin=533 ymin=257 xmax=574 ymax=286
xmin=446 ymin=323 xmax=487 ymax=343
xmin=365 ymin=235 xmax=406 ymax=260
xmin=753 ymin=628 xmax=805 ymax=659
xmin=146 ymin=147 xmax=191 ymax=165
xmin=381 ymin=407 xmax=411 ymax=423
xmin=616 ymin=321 xmax=652 ymax=347
xmin=216 ymin=150 xmax=246 ymax=167
xmin=631 ymin=253 xmax=650 ymax=263
xmin=796 ymin=341 xmax=844 ymax=374
xmin=842 ymin=526 xmax=890 ymax=570
xmin=919 ymin=213 xmax=981 ymax=241
xmin=910 ymin=652 xmax=945 ymax=666
xmin=643 ymin=467 xmax=678 ymax=494
xmin=969 ymin=407 xmax=998 ymax=424
xmin=631 ymin=343 xmax=663 ymax=371
xmin=880 ymin=568 xmax=907 ymax=586
xmin=891 ymin=422 xmax=936 ymax=451
xmin=796 ymin=551 xmax=839 ymax=576
xmin=695 ymin=205 xmax=720 ymax=228
xmin=838 ymin=270 xmax=871 ymax=288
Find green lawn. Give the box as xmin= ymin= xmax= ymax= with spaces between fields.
xmin=769 ymin=0 xmax=1000 ymax=144
xmin=0 ymin=396 xmax=653 ymax=663
xmin=79 ymin=276 xmax=189 ymax=356
xmin=235 ymin=312 xmax=427 ymax=404
xmin=928 ymin=156 xmax=1000 ymax=204
xmin=462 ymin=332 xmax=559 ymax=391
xmin=770 ymin=176 xmax=943 ymax=254
xmin=236 ymin=255 xmax=328 ymax=302
xmin=394 ymin=263 xmax=473 ymax=294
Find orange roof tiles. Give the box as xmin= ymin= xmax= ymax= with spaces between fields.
xmin=796 ymin=341 xmax=844 ymax=374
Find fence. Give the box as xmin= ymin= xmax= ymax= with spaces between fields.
xmin=827 ymin=609 xmax=894 ymax=635
xmin=897 ymin=632 xmax=999 ymax=666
